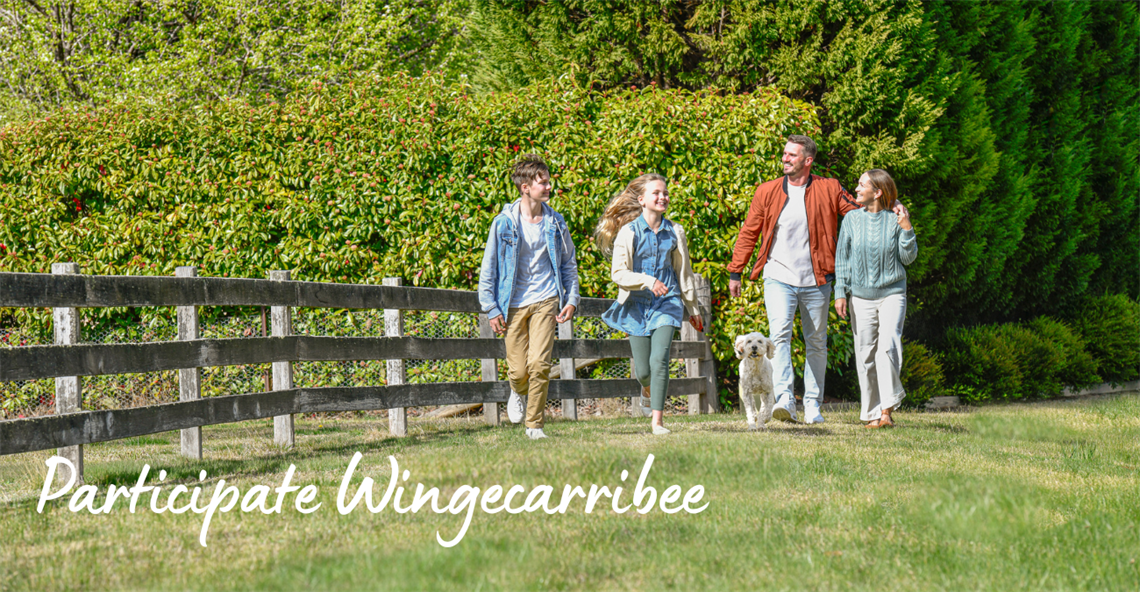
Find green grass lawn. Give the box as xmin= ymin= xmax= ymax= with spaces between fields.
xmin=1 ymin=396 xmax=1138 ymax=591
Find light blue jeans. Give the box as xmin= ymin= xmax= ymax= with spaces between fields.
xmin=763 ymin=278 xmax=832 ymax=407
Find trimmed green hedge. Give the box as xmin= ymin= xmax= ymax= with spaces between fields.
xmin=1071 ymin=295 xmax=1140 ymax=385
xmin=0 ymin=73 xmax=847 ymax=408
xmin=942 ymin=312 xmax=1122 ymax=403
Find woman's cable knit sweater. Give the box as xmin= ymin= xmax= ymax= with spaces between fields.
xmin=834 ymin=209 xmax=918 ymax=300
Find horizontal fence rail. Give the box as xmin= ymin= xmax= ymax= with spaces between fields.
xmin=0 ymin=337 xmax=706 ymax=382
xmin=0 ymin=268 xmax=720 ymax=469
xmin=0 ymin=378 xmax=708 ymax=455
xmin=0 ymin=272 xmax=612 ymax=316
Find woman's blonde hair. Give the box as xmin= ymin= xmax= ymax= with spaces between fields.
xmin=865 ymin=168 xmax=897 ymax=211
xmin=593 ymin=173 xmax=667 ymax=255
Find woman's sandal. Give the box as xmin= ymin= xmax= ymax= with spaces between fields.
xmin=864 ymin=420 xmax=882 ymax=429
xmin=879 ymin=411 xmax=896 ymax=428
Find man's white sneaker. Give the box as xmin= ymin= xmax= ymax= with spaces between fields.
xmin=525 ymin=428 xmax=548 ymax=440
xmin=803 ymin=403 xmax=825 ymax=424
xmin=507 ymin=390 xmax=525 ymax=424
xmin=771 ymin=396 xmax=798 ymax=423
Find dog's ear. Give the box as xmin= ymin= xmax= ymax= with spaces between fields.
xmin=734 ymin=335 xmax=746 ymax=359
xmin=765 ymin=337 xmax=776 ymax=359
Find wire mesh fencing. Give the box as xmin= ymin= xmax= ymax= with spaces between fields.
xmin=0 ymin=320 xmax=55 ymax=419
xmin=569 ymin=317 xmax=691 ymax=417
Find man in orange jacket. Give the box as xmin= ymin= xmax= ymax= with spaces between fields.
xmin=728 ymin=135 xmax=907 ymax=423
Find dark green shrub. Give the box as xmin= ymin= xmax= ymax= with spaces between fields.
xmin=1026 ymin=317 xmax=1099 ymax=393
xmin=1071 ymin=295 xmax=1140 ymax=384
xmin=944 ymin=315 xmax=1104 ymax=402
xmin=900 ymin=339 xmax=944 ymax=409
xmin=944 ymin=324 xmax=1025 ymax=403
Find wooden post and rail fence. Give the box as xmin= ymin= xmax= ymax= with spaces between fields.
xmin=0 ymin=267 xmax=719 ymax=482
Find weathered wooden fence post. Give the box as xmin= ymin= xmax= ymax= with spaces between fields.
xmin=559 ymin=320 xmax=577 ymax=420
xmin=384 ymin=277 xmax=407 ymax=437
xmin=270 ymin=270 xmax=294 ymax=447
xmin=695 ymin=275 xmax=720 ymax=413
xmin=681 ymin=304 xmax=702 ymax=415
xmin=176 ymin=266 xmax=202 ymax=459
xmin=51 ymin=262 xmax=82 ymax=484
xmin=478 ymin=314 xmax=500 ymax=426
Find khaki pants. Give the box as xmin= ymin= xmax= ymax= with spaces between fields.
xmin=505 ymin=296 xmax=559 ymax=429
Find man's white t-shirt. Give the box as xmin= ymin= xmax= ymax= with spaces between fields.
xmin=509 ymin=217 xmax=559 ymax=308
xmin=763 ymin=182 xmax=817 ymax=287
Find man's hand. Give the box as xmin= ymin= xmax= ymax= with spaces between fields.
xmin=555 ymin=304 xmax=576 ymax=324
xmin=835 ymin=298 xmax=848 ymax=319
xmin=729 ymin=278 xmax=742 ymax=298
xmin=651 ymin=280 xmax=668 ymax=297
xmin=489 ymin=314 xmax=507 ymax=336
xmin=688 ymin=315 xmax=704 ymax=333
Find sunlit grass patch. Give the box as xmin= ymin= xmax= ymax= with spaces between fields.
xmin=0 ymin=396 xmax=1137 ymax=591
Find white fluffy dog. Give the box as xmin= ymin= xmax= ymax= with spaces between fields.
xmin=735 ymin=332 xmax=776 ymax=431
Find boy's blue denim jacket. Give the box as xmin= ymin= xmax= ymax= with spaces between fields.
xmin=478 ymin=200 xmax=581 ymax=322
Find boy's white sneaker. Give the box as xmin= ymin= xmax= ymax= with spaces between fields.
xmin=525 ymin=428 xmax=548 ymax=440
xmin=507 ymin=390 xmax=525 ymax=424
xmin=771 ymin=395 xmax=798 ymax=423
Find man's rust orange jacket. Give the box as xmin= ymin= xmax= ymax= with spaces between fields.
xmin=728 ymin=174 xmax=860 ymax=286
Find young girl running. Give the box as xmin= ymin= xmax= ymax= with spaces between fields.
xmin=595 ymin=173 xmax=704 ymax=435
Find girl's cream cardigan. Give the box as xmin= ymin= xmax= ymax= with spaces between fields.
xmin=610 ymin=220 xmax=701 ymax=317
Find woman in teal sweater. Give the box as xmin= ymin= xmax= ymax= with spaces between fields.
xmin=834 ymin=169 xmax=918 ymax=428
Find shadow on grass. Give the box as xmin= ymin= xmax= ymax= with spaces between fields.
xmin=88 ymin=457 xmax=293 ymax=486
xmin=903 ymin=422 xmax=969 ymax=434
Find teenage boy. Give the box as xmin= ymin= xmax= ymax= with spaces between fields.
xmin=478 ymin=154 xmax=580 ymax=439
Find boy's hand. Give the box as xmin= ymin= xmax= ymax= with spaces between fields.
xmin=555 ymin=304 xmax=576 ymax=324
xmin=688 ymin=315 xmax=704 ymax=333
xmin=835 ymin=298 xmax=848 ymax=319
xmin=489 ymin=315 xmax=507 ymax=336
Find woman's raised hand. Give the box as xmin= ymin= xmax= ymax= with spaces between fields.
xmin=893 ymin=201 xmax=913 ymax=230
xmin=651 ymin=280 xmax=668 ymax=297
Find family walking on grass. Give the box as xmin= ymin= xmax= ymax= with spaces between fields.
xmin=477 ymin=135 xmax=917 ymax=437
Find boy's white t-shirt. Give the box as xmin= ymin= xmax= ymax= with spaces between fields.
xmin=509 ymin=217 xmax=559 ymax=309
xmin=763 ymin=182 xmax=817 ymax=287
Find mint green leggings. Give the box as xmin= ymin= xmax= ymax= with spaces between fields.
xmin=629 ymin=326 xmax=676 ymax=412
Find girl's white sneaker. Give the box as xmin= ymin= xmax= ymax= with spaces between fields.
xmin=651 ymin=425 xmax=671 ymax=436
xmin=638 ymin=387 xmax=653 ymax=417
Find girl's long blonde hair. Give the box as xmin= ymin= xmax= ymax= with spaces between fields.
xmin=594 ymin=173 xmax=667 ymax=255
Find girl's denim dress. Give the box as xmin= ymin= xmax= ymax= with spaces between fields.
xmin=602 ymin=216 xmax=685 ymax=336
